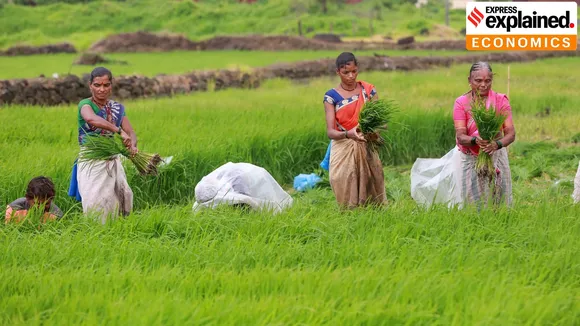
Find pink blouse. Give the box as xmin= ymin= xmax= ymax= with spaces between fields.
xmin=453 ymin=89 xmax=513 ymax=155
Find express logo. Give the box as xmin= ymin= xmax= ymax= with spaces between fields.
xmin=468 ymin=6 xmax=575 ymax=32
xmin=486 ymin=8 xmax=574 ymax=32
xmin=468 ymin=7 xmax=485 ymax=28
xmin=465 ymin=1 xmax=577 ymax=51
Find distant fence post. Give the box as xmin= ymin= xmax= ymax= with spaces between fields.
xmin=369 ymin=8 xmax=374 ymax=35
xmin=445 ymin=0 xmax=450 ymax=26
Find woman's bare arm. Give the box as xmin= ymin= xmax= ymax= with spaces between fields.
xmin=80 ymin=105 xmax=119 ymax=133
xmin=324 ymin=102 xmax=365 ymax=142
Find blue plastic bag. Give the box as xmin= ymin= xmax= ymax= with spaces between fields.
xmin=67 ymin=160 xmax=82 ymax=202
xmin=320 ymin=142 xmax=331 ymax=171
xmin=293 ymin=173 xmax=322 ymax=192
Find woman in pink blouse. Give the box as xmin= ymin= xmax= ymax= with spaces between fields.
xmin=453 ymin=62 xmax=516 ymax=208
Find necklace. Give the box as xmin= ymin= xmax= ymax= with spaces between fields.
xmin=91 ymin=96 xmax=106 ymax=107
xmin=91 ymin=96 xmax=113 ymax=126
xmin=340 ymin=83 xmax=356 ymax=92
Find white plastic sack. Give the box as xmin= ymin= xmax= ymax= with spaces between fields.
xmin=573 ymin=160 xmax=580 ymax=204
xmin=192 ymin=162 xmax=293 ymax=214
xmin=410 ymin=146 xmax=464 ymax=209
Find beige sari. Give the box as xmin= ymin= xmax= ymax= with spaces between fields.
xmin=329 ymin=139 xmax=387 ymax=209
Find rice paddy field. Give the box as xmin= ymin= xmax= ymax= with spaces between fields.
xmin=1 ymin=52 xmax=579 ymax=325
xmin=0 ymin=49 xmax=473 ymax=80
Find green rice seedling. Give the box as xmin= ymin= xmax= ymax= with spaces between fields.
xmin=470 ymin=93 xmax=509 ymax=188
xmin=79 ymin=134 xmax=162 ymax=176
xmin=358 ymin=99 xmax=398 ymax=152
xmin=1 ymin=60 xmax=580 ymax=324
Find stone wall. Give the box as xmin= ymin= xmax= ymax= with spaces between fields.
xmin=0 ymin=70 xmax=260 ymax=106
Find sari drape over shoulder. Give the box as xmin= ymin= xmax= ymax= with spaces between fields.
xmin=323 ymin=81 xmax=387 ymax=208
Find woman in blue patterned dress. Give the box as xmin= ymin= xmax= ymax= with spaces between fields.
xmin=69 ymin=67 xmax=139 ymax=223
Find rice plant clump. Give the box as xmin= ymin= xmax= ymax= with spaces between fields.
xmin=470 ymin=95 xmax=509 ymax=186
xmin=79 ymin=134 xmax=162 ymax=176
xmin=358 ymin=99 xmax=398 ymax=152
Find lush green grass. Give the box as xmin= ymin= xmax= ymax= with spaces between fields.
xmin=0 ymin=0 xmax=468 ymax=51
xmin=1 ymin=57 xmax=579 ymax=208
xmin=1 ymin=57 xmax=579 ymax=324
xmin=1 ymin=196 xmax=579 ymax=324
xmin=0 ymin=49 xmax=471 ymax=80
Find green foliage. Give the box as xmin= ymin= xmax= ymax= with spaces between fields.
xmin=0 ymin=49 xmax=472 ymax=80
xmin=471 ymin=96 xmax=509 ymax=142
xmin=79 ymin=134 xmax=131 ymax=160
xmin=79 ymin=134 xmax=162 ymax=175
xmin=510 ymin=141 xmax=580 ymax=181
xmin=406 ymin=19 xmax=431 ymax=34
xmin=359 ymin=98 xmax=399 ymax=152
xmin=1 ymin=57 xmax=579 ymax=211
xmin=0 ymin=0 xmax=128 ymax=5
xmin=0 ymin=0 xmax=466 ymax=50
xmin=0 ymin=55 xmax=580 ymax=324
xmin=359 ymin=99 xmax=398 ymax=134
xmin=470 ymin=94 xmax=509 ymax=186
xmin=1 ymin=193 xmax=579 ymax=324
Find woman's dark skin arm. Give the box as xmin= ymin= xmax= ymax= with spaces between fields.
xmin=481 ymin=117 xmax=516 ymax=155
xmin=454 ymin=120 xmax=479 ymax=146
xmin=454 ymin=117 xmax=516 ymax=155
xmin=121 ymin=116 xmax=138 ymax=154
xmin=80 ymin=104 xmax=133 ymax=149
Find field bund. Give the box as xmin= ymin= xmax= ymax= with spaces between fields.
xmin=1 ymin=49 xmax=579 ymax=106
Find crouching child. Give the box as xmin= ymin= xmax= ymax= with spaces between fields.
xmin=5 ymin=176 xmax=63 ymax=224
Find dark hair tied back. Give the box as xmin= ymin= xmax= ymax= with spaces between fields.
xmin=336 ymin=52 xmax=358 ymax=69
xmin=90 ymin=66 xmax=113 ymax=83
xmin=469 ymin=61 xmax=493 ymax=76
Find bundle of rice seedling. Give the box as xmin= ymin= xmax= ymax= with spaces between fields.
xmin=79 ymin=134 xmax=162 ymax=176
xmin=470 ymin=94 xmax=509 ymax=185
xmin=358 ymin=99 xmax=398 ymax=152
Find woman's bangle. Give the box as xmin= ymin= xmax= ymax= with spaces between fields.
xmin=496 ymin=140 xmax=503 ymax=149
xmin=471 ymin=136 xmax=476 ymax=145
xmin=344 ymin=130 xmax=348 ymax=139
